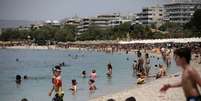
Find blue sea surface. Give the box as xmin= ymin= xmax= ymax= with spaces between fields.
xmin=0 ymin=49 xmax=179 ymax=101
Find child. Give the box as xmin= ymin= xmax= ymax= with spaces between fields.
xmin=88 ymin=79 xmax=96 ymax=91
xmin=48 ymin=65 xmax=64 ymax=101
xmin=70 ymin=79 xmax=77 ymax=92
xmin=160 ymin=47 xmax=201 ymax=101
xmin=90 ymin=69 xmax=97 ymax=80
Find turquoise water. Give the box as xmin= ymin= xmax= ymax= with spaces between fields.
xmin=0 ymin=49 xmax=179 ymax=101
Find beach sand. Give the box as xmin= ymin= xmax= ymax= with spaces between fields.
xmin=90 ymin=54 xmax=201 ymax=101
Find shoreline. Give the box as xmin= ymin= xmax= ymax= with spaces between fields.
xmin=89 ymin=61 xmax=201 ymax=101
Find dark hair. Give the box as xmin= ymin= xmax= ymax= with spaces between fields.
xmin=72 ymin=79 xmax=77 ymax=85
xmin=125 ymin=96 xmax=136 ymax=101
xmin=21 ymin=98 xmax=28 ymax=101
xmin=108 ymin=64 xmax=112 ymax=70
xmin=174 ymin=47 xmax=191 ymax=64
xmin=16 ymin=75 xmax=21 ymax=81
xmin=107 ymin=98 xmax=115 ymax=101
xmin=92 ymin=69 xmax=96 ymax=73
xmin=137 ymin=51 xmax=141 ymax=57
xmin=82 ymin=71 xmax=86 ymax=75
xmin=89 ymin=79 xmax=95 ymax=83
xmin=145 ymin=53 xmax=149 ymax=58
xmin=24 ymin=75 xmax=28 ymax=79
xmin=55 ymin=65 xmax=61 ymax=70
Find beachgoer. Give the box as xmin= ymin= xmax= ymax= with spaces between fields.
xmin=137 ymin=73 xmax=145 ymax=84
xmin=125 ymin=96 xmax=136 ymax=101
xmin=21 ymin=98 xmax=28 ymax=101
xmin=144 ymin=53 xmax=151 ymax=76
xmin=137 ymin=52 xmax=144 ymax=75
xmin=90 ymin=69 xmax=97 ymax=80
xmin=48 ymin=65 xmax=64 ymax=101
xmin=88 ymin=79 xmax=96 ymax=91
xmin=106 ymin=63 xmax=112 ymax=77
xmin=16 ymin=75 xmax=21 ymax=84
xmin=69 ymin=79 xmax=77 ymax=92
xmin=81 ymin=70 xmax=86 ymax=78
xmin=156 ymin=64 xmax=166 ymax=79
xmin=23 ymin=75 xmax=28 ymax=79
xmin=107 ymin=98 xmax=116 ymax=101
xmin=160 ymin=47 xmax=201 ymax=101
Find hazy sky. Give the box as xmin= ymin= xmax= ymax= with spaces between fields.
xmin=0 ymin=0 xmax=171 ymax=21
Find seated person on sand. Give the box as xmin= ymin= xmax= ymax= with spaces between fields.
xmin=156 ymin=64 xmax=166 ymax=79
xmin=137 ymin=73 xmax=145 ymax=84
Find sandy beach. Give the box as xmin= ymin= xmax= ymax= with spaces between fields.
xmin=90 ymin=56 xmax=201 ymax=101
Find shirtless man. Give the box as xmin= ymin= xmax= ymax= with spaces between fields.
xmin=160 ymin=47 xmax=201 ymax=101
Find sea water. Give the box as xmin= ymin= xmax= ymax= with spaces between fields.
xmin=0 ymin=49 xmax=179 ymax=101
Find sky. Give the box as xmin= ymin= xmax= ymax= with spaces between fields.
xmin=0 ymin=0 xmax=171 ymax=21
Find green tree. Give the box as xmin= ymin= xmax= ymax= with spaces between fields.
xmin=184 ymin=9 xmax=201 ymax=37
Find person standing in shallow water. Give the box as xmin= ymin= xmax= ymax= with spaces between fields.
xmin=69 ymin=79 xmax=77 ymax=95
xmin=144 ymin=53 xmax=150 ymax=76
xmin=106 ymin=63 xmax=112 ymax=77
xmin=160 ymin=47 xmax=201 ymax=101
xmin=137 ymin=51 xmax=144 ymax=75
xmin=48 ymin=65 xmax=64 ymax=101
xmin=90 ymin=69 xmax=97 ymax=80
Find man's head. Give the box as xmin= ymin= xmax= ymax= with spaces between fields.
xmin=174 ymin=47 xmax=191 ymax=66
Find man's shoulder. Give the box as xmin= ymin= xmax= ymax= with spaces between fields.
xmin=186 ymin=66 xmax=197 ymax=76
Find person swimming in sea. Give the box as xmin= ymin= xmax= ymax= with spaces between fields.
xmin=81 ymin=70 xmax=86 ymax=78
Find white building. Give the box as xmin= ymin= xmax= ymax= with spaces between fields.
xmin=91 ymin=13 xmax=122 ymax=29
xmin=77 ymin=18 xmax=90 ymax=34
xmin=136 ymin=5 xmax=164 ymax=27
xmin=44 ymin=20 xmax=61 ymax=26
xmin=77 ymin=13 xmax=123 ymax=34
xmin=164 ymin=0 xmax=201 ymax=24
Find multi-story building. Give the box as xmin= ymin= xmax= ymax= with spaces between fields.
xmin=90 ymin=13 xmax=122 ymax=29
xmin=44 ymin=20 xmax=61 ymax=26
xmin=136 ymin=5 xmax=164 ymax=27
xmin=77 ymin=18 xmax=90 ymax=34
xmin=164 ymin=0 xmax=201 ymax=24
xmin=77 ymin=13 xmax=123 ymax=34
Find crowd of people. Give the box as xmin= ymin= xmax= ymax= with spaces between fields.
xmin=13 ymin=42 xmax=201 ymax=101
